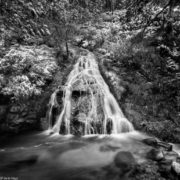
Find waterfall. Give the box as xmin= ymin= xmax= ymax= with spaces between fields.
xmin=48 ymin=51 xmax=134 ymax=135
xmin=47 ymin=90 xmax=58 ymax=129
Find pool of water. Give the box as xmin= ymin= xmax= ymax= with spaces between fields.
xmin=0 ymin=131 xmax=174 ymax=180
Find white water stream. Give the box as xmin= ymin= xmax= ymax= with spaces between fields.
xmin=48 ymin=51 xmax=134 ymax=135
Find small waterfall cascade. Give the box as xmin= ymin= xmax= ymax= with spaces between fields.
xmin=48 ymin=51 xmax=134 ymax=135
xmin=48 ymin=89 xmax=59 ymax=129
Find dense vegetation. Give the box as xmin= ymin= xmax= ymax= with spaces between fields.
xmin=0 ymin=0 xmax=180 ymax=141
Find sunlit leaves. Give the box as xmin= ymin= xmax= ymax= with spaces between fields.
xmin=0 ymin=45 xmax=58 ymax=101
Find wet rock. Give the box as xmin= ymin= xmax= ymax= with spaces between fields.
xmin=159 ymin=159 xmax=172 ymax=173
xmin=103 ymin=151 xmax=136 ymax=180
xmin=164 ymin=151 xmax=179 ymax=161
xmin=114 ymin=151 xmax=136 ymax=174
xmin=172 ymin=159 xmax=180 ymax=175
xmin=147 ymin=148 xmax=164 ymax=161
xmin=142 ymin=138 xmax=158 ymax=146
xmin=157 ymin=141 xmax=172 ymax=151
xmin=40 ymin=117 xmax=49 ymax=130
xmin=143 ymin=138 xmax=172 ymax=151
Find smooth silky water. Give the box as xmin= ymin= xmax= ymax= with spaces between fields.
xmin=48 ymin=51 xmax=134 ymax=135
xmin=1 ymin=51 xmax=179 ymax=179
xmin=0 ymin=131 xmax=155 ymax=180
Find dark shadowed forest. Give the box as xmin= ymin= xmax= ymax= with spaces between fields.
xmin=0 ymin=0 xmax=180 ymax=179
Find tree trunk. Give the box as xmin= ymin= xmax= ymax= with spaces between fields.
xmin=105 ymin=0 xmax=111 ymax=10
xmin=142 ymin=0 xmax=171 ymax=36
xmin=65 ymin=30 xmax=69 ymax=60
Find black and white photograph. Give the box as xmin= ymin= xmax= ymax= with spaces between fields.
xmin=0 ymin=0 xmax=180 ymax=179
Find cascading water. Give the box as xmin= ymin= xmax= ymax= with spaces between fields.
xmin=48 ymin=51 xmax=134 ymax=135
xmin=48 ymin=89 xmax=59 ymax=129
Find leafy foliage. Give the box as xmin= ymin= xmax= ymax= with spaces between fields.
xmin=0 ymin=45 xmax=57 ymax=101
xmin=0 ymin=0 xmax=105 ymax=47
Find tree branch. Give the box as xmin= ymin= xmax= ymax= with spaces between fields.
xmin=142 ymin=0 xmax=171 ymax=34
